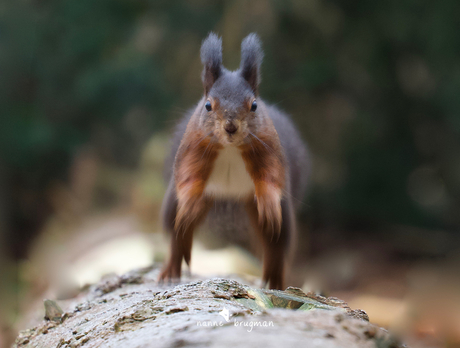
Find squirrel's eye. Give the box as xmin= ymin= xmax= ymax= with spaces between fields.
xmin=205 ymin=101 xmax=212 ymax=112
xmin=250 ymin=100 xmax=257 ymax=112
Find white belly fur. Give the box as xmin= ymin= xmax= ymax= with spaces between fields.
xmin=204 ymin=146 xmax=255 ymax=199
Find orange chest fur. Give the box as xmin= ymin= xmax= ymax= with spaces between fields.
xmin=174 ymin=130 xmax=286 ymax=201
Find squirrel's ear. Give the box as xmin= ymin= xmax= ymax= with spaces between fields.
xmin=201 ymin=32 xmax=223 ymax=95
xmin=240 ymin=33 xmax=263 ymax=95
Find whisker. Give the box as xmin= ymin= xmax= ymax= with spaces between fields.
xmin=208 ymin=135 xmax=217 ymax=159
xmin=190 ymin=131 xmax=214 ymax=151
xmin=200 ymin=134 xmax=217 ymax=161
xmin=249 ymin=140 xmax=256 ymax=156
xmin=170 ymin=106 xmax=192 ymax=113
xmin=200 ymin=140 xmax=213 ymax=161
xmin=281 ymin=188 xmax=308 ymax=206
xmin=269 ymin=99 xmax=286 ymax=108
xmin=249 ymin=132 xmax=277 ymax=156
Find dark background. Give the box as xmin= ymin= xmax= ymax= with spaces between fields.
xmin=1 ymin=0 xmax=460 ymax=346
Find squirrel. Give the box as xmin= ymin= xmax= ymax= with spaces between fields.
xmin=159 ymin=33 xmax=309 ymax=290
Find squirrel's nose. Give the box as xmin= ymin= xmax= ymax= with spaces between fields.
xmin=224 ymin=120 xmax=238 ymax=134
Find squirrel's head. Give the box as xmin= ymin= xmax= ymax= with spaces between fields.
xmin=198 ymin=32 xmax=264 ymax=146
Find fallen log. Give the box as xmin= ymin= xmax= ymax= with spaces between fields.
xmin=13 ymin=267 xmax=404 ymax=348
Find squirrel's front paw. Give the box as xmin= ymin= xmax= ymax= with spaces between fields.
xmin=257 ymin=192 xmax=282 ymax=236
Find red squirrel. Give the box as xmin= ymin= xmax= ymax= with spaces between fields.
xmin=159 ymin=33 xmax=309 ymax=290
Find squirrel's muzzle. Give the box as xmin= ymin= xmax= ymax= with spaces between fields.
xmin=224 ymin=120 xmax=238 ymax=134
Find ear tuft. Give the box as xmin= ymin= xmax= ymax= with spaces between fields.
xmin=240 ymin=33 xmax=263 ymax=94
xmin=201 ymin=32 xmax=223 ymax=94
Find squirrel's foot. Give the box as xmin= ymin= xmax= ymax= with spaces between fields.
xmin=158 ymin=261 xmax=182 ymax=283
xmin=262 ymin=273 xmax=284 ymax=290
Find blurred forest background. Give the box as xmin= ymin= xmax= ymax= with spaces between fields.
xmin=1 ymin=0 xmax=460 ymax=346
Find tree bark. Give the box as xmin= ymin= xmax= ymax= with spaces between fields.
xmin=13 ymin=267 xmax=404 ymax=348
